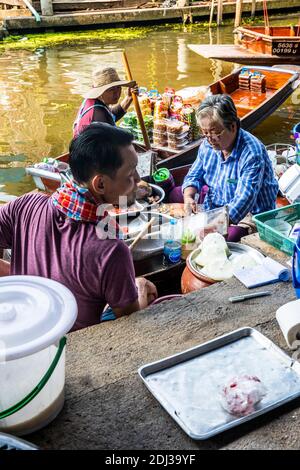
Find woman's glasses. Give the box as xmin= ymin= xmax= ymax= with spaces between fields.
xmin=201 ymin=128 xmax=226 ymax=139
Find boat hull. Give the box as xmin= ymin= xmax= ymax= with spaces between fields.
xmin=236 ymin=26 xmax=300 ymax=58
xmin=188 ymin=44 xmax=300 ymax=66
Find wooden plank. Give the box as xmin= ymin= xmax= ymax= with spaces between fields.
xmin=216 ymin=0 xmax=222 ymax=26
xmin=251 ymin=0 xmax=255 ymax=18
xmin=33 ymin=0 xmax=148 ymax=10
xmin=0 ymin=8 xmax=31 ymax=17
xmin=52 ymin=0 xmax=121 ymax=3
xmin=188 ymin=44 xmax=300 ymax=65
xmin=234 ymin=0 xmax=243 ymax=28
xmin=51 ymin=0 xmax=146 ymax=7
xmin=237 ymin=25 xmax=300 ymax=41
xmin=0 ymin=0 xmax=23 ymax=6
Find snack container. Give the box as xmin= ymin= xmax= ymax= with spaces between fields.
xmin=167 ymin=132 xmax=189 ymax=143
xmin=166 ymin=119 xmax=185 ymax=134
xmin=239 ymin=69 xmax=251 ymax=89
xmin=168 ymin=139 xmax=189 ymax=150
xmin=250 ymin=73 xmax=266 ymax=93
xmin=153 ymin=120 xmax=167 ymax=133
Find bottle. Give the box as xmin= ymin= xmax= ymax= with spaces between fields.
xmin=163 ymin=219 xmax=182 ymax=266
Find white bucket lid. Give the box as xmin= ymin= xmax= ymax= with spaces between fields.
xmin=0 ymin=276 xmax=78 ymax=361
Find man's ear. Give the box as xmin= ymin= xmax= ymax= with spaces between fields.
xmin=91 ymin=174 xmax=105 ymax=195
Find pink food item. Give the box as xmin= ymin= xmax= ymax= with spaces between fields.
xmin=221 ymin=375 xmax=266 ymax=416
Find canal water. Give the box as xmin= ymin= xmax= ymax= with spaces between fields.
xmin=0 ymin=15 xmax=300 ymax=199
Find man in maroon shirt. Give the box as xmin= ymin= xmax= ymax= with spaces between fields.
xmin=0 ymin=123 xmax=157 ymax=331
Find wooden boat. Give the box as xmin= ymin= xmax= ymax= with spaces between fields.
xmin=237 ymin=25 xmax=300 ymax=61
xmin=189 ymin=25 xmax=300 ymax=66
xmin=26 ymin=65 xmax=300 ymax=192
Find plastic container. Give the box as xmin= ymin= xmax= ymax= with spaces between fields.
xmin=292 ymin=232 xmax=300 ymax=299
xmin=152 ymin=168 xmax=175 ymax=194
xmin=153 ymin=120 xmax=167 ymax=133
xmin=239 ymin=69 xmax=251 ymax=89
xmin=167 ymin=139 xmax=189 ymax=150
xmin=278 ymin=164 xmax=300 ymax=203
xmin=0 ymin=276 xmax=77 ymax=436
xmin=153 ymin=137 xmax=167 ymax=147
xmin=165 ymin=120 xmax=185 ymax=134
xmin=152 ymin=130 xmax=167 ymax=138
xmin=250 ymin=73 xmax=266 ymax=93
xmin=167 ymin=130 xmax=189 ymax=142
xmin=264 ymin=219 xmax=292 ymax=236
xmin=253 ymin=203 xmax=300 ymax=255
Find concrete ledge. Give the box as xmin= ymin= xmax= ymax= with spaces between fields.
xmin=25 ymin=237 xmax=300 ymax=450
xmin=28 ymin=277 xmax=299 ymax=449
xmin=4 ymin=0 xmax=300 ymax=32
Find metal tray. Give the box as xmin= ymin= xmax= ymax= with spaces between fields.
xmin=138 ymin=327 xmax=300 ymax=440
xmin=188 ymin=242 xmax=265 ymax=283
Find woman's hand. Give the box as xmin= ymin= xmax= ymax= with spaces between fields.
xmin=127 ymin=82 xmax=139 ymax=97
xmin=183 ymin=187 xmax=198 ymax=215
xmin=121 ymin=82 xmax=138 ymax=111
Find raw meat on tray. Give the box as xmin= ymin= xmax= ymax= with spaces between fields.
xmin=221 ymin=375 xmax=267 ymax=416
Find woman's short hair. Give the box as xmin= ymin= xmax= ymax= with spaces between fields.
xmin=196 ymin=94 xmax=240 ymax=130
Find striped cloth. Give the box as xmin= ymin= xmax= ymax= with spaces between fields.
xmin=182 ymin=128 xmax=279 ymax=224
xmin=52 ymin=180 xmax=123 ymax=239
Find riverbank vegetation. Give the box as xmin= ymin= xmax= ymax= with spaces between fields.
xmin=0 ymin=11 xmax=299 ymax=51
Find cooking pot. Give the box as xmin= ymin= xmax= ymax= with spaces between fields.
xmin=0 ymin=276 xmax=77 ymax=435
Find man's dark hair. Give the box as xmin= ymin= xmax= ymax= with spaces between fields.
xmin=69 ymin=122 xmax=134 ymax=183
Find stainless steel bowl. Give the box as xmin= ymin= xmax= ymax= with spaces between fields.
xmin=109 ymin=184 xmax=165 ymax=218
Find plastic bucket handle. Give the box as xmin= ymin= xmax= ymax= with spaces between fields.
xmin=0 ymin=337 xmax=66 ymax=420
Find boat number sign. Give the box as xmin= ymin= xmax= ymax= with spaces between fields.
xmin=272 ymin=42 xmax=299 ymax=56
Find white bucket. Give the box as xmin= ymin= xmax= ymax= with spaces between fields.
xmin=0 ymin=276 xmax=77 ymax=436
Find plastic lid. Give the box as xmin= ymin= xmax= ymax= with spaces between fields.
xmin=152 ymin=168 xmax=170 ymax=183
xmin=0 ymin=276 xmax=77 ymax=361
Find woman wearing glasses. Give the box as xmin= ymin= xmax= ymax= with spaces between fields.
xmin=170 ymin=94 xmax=278 ymax=242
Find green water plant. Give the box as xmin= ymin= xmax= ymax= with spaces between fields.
xmin=0 ymin=26 xmax=151 ymax=50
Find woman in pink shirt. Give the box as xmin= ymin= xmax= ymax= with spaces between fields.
xmin=73 ymin=67 xmax=138 ymax=137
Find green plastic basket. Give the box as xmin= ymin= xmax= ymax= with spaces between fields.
xmin=253 ymin=203 xmax=300 ymax=256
